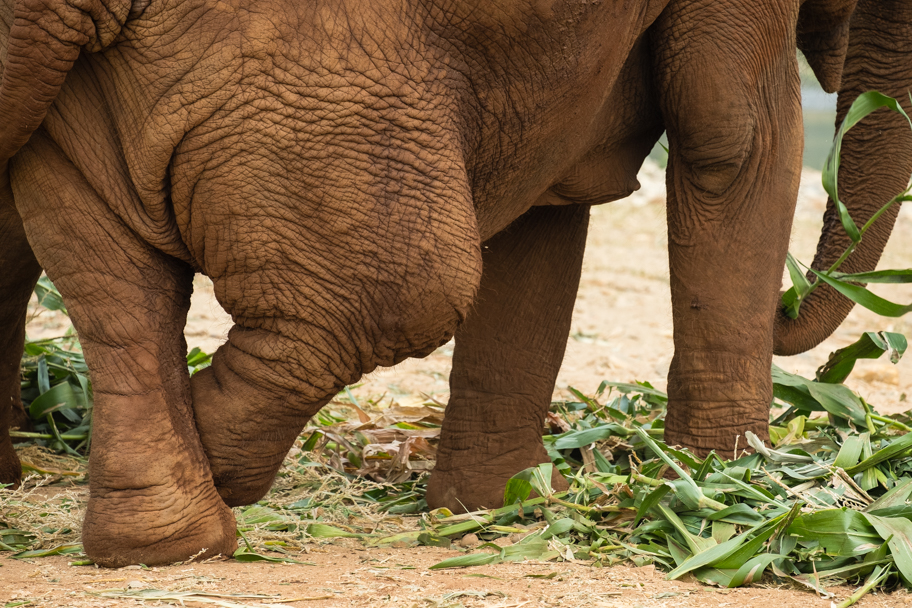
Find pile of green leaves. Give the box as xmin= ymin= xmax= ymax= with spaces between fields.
xmin=361 ymin=331 xmax=911 ymax=607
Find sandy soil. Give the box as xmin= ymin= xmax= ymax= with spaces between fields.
xmin=12 ymin=161 xmax=912 ymax=606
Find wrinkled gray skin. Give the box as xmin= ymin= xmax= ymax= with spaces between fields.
xmin=0 ymin=0 xmax=855 ymax=566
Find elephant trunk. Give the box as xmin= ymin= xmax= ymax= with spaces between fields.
xmin=0 ymin=0 xmax=132 ymax=163
xmin=773 ymin=0 xmax=912 ymax=356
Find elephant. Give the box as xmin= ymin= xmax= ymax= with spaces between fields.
xmin=0 ymin=0 xmax=855 ymax=566
xmin=774 ymin=0 xmax=912 ymax=356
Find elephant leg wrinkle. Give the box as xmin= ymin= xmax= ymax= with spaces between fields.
xmin=427 ymin=205 xmax=587 ymax=513
xmin=13 ymin=133 xmax=236 ymax=567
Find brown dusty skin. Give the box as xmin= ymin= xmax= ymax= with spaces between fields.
xmin=0 ymin=0 xmax=871 ymax=565
xmin=11 ymin=164 xmax=912 ymax=605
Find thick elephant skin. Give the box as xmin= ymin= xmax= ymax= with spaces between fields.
xmin=0 ymin=0 xmax=858 ymax=563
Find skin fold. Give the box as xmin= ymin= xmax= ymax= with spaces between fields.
xmin=0 ymin=0 xmax=858 ymax=565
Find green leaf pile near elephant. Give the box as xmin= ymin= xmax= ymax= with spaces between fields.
xmin=0 ymin=0 xmax=882 ymax=566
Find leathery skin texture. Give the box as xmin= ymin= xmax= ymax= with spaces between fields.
xmin=0 ymin=0 xmax=868 ymax=564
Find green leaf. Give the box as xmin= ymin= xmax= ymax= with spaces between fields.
xmin=504 ymin=468 xmax=535 ymax=506
xmin=11 ymin=543 xmax=83 ymax=559
xmin=864 ymin=514 xmax=912 ymax=585
xmin=429 ymin=552 xmax=503 ymax=570
xmin=34 ymin=276 xmax=67 ymax=314
xmin=786 ymin=509 xmax=881 ymax=556
xmin=817 ymin=332 xmax=907 ymax=384
xmin=829 ymin=269 xmax=912 ymax=284
xmin=845 ymin=433 xmax=912 ymax=475
xmin=867 ymin=478 xmax=912 ymax=513
xmin=822 ymin=91 xmax=912 ymax=243
xmin=783 ymin=253 xmax=812 ymax=318
xmin=834 ymin=436 xmax=865 ymax=469
xmin=635 ymin=484 xmax=670 ymax=526
xmin=232 ymin=547 xmax=314 ymax=565
xmin=28 ymin=382 xmax=79 ymax=420
xmin=666 ymin=517 xmax=782 ymax=580
xmin=728 ymin=553 xmax=785 ymax=587
xmin=812 ymin=269 xmax=912 ymax=317
xmin=305 ymin=524 xmax=362 ymax=539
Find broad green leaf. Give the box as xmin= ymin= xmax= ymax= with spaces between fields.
xmin=11 ymin=543 xmax=83 ymax=559
xmin=504 ymin=468 xmax=535 ymax=505
xmin=834 ymin=435 xmax=865 ymax=469
xmin=817 ymin=332 xmax=908 ymax=384
xmin=805 ymin=383 xmax=868 ymax=426
xmin=845 ymin=433 xmax=912 ymax=475
xmin=787 ymin=509 xmax=881 ymax=556
xmin=34 ymin=276 xmax=67 ymax=314
xmin=867 ymin=478 xmax=912 ymax=513
xmin=232 ymin=547 xmax=314 ymax=565
xmin=728 ymin=553 xmax=785 ymax=587
xmin=864 ymin=514 xmax=912 ymax=585
xmin=829 ymin=269 xmax=912 ymax=284
xmin=429 ymin=552 xmax=502 ymax=570
xmin=712 ymin=521 xmax=737 ymax=544
xmin=655 ymin=504 xmax=716 ymax=556
xmin=552 ymin=426 xmax=616 ymax=450
xmin=666 ymin=517 xmax=783 ymax=580
xmin=635 ymin=484 xmax=670 ymax=526
xmin=28 ymin=382 xmax=79 ymax=419
xmin=783 ymin=253 xmax=812 ymax=318
xmin=822 ymin=91 xmax=912 ymax=243
xmin=706 ymin=504 xmax=764 ymax=525
xmin=812 ymin=269 xmax=912 ymax=318
xmin=306 ymin=524 xmax=362 ymax=539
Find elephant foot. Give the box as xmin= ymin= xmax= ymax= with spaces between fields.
xmin=664 ymin=399 xmax=770 ymax=459
xmin=83 ymin=480 xmax=236 ymax=568
xmin=0 ymin=436 xmax=21 ymax=488
xmin=426 ymin=442 xmax=568 ymax=513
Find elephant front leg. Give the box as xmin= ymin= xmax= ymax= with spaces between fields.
xmin=0 ymin=177 xmax=42 ymax=488
xmin=652 ymin=0 xmax=805 ymax=457
xmin=13 ymin=133 xmax=235 ymax=567
xmin=426 ymin=204 xmax=589 ymax=512
xmin=662 ymin=133 xmax=802 ymax=457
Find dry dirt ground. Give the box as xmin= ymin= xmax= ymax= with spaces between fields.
xmin=10 ymin=161 xmax=912 ymax=607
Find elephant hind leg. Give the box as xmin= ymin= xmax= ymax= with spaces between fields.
xmin=13 ymin=133 xmax=235 ymax=566
xmin=0 ymin=175 xmax=41 ymax=488
xmin=426 ymin=204 xmax=590 ymax=513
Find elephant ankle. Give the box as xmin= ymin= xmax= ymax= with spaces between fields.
xmin=427 ymin=444 xmax=566 ymax=513
xmin=83 ymin=481 xmax=236 ymax=567
xmin=664 ymin=400 xmax=769 ymax=458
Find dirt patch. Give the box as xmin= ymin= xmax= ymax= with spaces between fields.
xmin=13 ymin=162 xmax=912 ymax=606
xmin=2 ymin=546 xmax=911 ymax=607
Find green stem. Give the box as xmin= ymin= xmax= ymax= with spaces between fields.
xmin=870 ymin=413 xmax=912 ymax=432
xmin=860 ymin=398 xmax=877 ymax=435
xmin=630 ymin=472 xmax=663 ymax=488
xmin=800 ymin=188 xmax=910 ymax=302
xmin=9 ymin=431 xmax=87 ymax=441
xmin=835 ymin=565 xmax=890 ymax=608
xmin=549 ymin=496 xmax=634 ymax=514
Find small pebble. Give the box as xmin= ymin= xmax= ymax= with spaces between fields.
xmin=457 ymin=533 xmax=479 ymax=548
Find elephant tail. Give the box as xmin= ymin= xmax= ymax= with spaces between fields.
xmin=0 ymin=0 xmax=136 ymax=165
